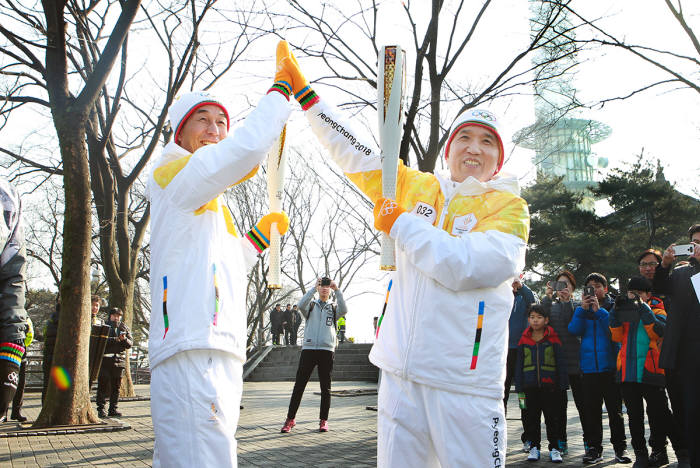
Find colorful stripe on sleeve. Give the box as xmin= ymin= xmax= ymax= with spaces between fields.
xmin=0 ymin=342 xmax=24 ymax=367
xmin=245 ymin=225 xmax=270 ymax=253
xmin=213 ymin=264 xmax=220 ymax=326
xmin=295 ymin=85 xmax=319 ymax=111
xmin=268 ymin=80 xmax=291 ymax=100
xmin=376 ymin=279 xmax=393 ymax=339
xmin=162 ymin=276 xmax=170 ymax=339
xmin=469 ymin=301 xmax=485 ymax=370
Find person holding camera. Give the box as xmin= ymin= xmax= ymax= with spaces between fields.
xmin=280 ymin=277 xmax=347 ymax=433
xmin=610 ymin=276 xmax=686 ymax=467
xmin=96 ymin=307 xmax=132 ymax=418
xmin=542 ymin=270 xmax=584 ymax=455
xmin=568 ymin=273 xmax=629 ymax=464
xmin=653 ymin=224 xmax=700 ymax=468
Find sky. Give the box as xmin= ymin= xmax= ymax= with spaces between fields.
xmin=3 ymin=0 xmax=699 ymax=344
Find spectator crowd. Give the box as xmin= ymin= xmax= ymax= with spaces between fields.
xmin=508 ymin=224 xmax=700 ymax=467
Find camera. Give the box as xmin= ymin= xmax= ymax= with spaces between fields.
xmin=320 ymin=278 xmax=331 ymax=286
xmin=583 ymin=286 xmax=595 ymax=297
xmin=554 ymin=281 xmax=568 ymax=291
xmin=672 ymin=244 xmax=695 ymax=256
xmin=613 ymin=294 xmax=641 ymax=323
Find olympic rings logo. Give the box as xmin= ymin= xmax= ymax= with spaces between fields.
xmin=472 ymin=110 xmax=495 ymax=122
xmin=380 ymin=199 xmax=398 ymax=216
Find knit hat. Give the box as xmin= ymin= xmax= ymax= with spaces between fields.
xmin=627 ymin=276 xmax=652 ymax=292
xmin=168 ymin=91 xmax=230 ymax=144
xmin=444 ymin=108 xmax=505 ymax=175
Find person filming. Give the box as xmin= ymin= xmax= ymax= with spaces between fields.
xmin=280 ymin=277 xmax=347 ymax=433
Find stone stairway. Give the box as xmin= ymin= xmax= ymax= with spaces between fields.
xmin=245 ymin=342 xmax=379 ymax=382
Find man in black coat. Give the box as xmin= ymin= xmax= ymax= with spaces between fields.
xmin=654 ymin=224 xmax=700 ymax=468
xmin=270 ymin=304 xmax=283 ymax=345
xmin=96 ymin=307 xmax=133 ymax=418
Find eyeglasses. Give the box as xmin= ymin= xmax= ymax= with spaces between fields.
xmin=639 ymin=261 xmax=659 ymax=268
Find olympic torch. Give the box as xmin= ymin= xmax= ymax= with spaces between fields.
xmin=378 ymin=45 xmax=406 ymax=271
xmin=267 ymin=125 xmax=287 ymax=289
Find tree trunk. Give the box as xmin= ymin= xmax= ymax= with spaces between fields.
xmin=34 ymin=117 xmax=98 ymax=426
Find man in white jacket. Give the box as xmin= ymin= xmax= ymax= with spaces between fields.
xmin=147 ymin=42 xmax=299 ymax=468
xmin=278 ymin=44 xmax=530 ymax=467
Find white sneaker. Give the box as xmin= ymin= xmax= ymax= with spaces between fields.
xmin=523 ymin=441 xmax=532 ymax=453
xmin=550 ymin=448 xmax=563 ymax=463
xmin=528 ymin=446 xmax=541 ymax=462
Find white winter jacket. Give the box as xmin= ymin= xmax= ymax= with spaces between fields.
xmin=306 ymin=99 xmax=529 ymax=398
xmin=147 ymin=92 xmax=290 ymax=369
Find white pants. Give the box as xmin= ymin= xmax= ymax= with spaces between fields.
xmin=151 ymin=349 xmax=243 ymax=468
xmin=378 ymin=372 xmax=506 ymax=468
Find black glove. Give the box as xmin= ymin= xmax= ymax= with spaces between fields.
xmin=0 ymin=341 xmax=25 ymax=416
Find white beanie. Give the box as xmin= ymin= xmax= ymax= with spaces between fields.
xmin=168 ymin=91 xmax=229 ymax=143
xmin=444 ymin=108 xmax=504 ymax=174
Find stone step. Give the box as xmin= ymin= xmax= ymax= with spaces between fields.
xmin=257 ymin=355 xmax=371 ymax=366
xmin=247 ymin=369 xmax=378 ymax=382
xmin=246 ymin=343 xmax=378 ymax=382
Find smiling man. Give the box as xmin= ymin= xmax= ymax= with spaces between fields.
xmin=276 ymin=44 xmax=530 ymax=467
xmin=147 ymin=42 xmax=299 ymax=468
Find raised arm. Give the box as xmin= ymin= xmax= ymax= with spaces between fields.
xmin=156 ymin=92 xmax=290 ymax=212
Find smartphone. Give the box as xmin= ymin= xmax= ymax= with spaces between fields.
xmin=554 ymin=281 xmax=568 ymax=291
xmin=583 ymin=286 xmax=594 ymax=297
xmin=672 ymin=244 xmax=695 ymax=256
xmin=321 ymin=278 xmax=331 ymax=286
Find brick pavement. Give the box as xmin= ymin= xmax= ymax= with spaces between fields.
xmin=0 ymin=383 xmax=681 ymax=467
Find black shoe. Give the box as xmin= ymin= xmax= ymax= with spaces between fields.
xmin=675 ymin=449 xmax=691 ymax=468
xmin=97 ymin=409 xmax=107 ymax=418
xmin=648 ymin=448 xmax=668 ymax=467
xmin=615 ymin=448 xmax=632 ymax=464
xmin=583 ymin=447 xmax=603 ymax=464
xmin=108 ymin=409 xmax=122 ymax=417
xmin=10 ymin=412 xmax=27 ymax=423
xmin=633 ymin=449 xmax=649 ymax=468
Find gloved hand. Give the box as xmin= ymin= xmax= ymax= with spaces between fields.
xmin=0 ymin=341 xmax=24 ymax=419
xmin=268 ymin=40 xmax=318 ymax=110
xmin=373 ymin=198 xmax=405 ymax=235
xmin=245 ymin=211 xmax=290 ymax=253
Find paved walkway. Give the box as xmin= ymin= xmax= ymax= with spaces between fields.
xmin=0 ymin=383 xmax=680 ymax=467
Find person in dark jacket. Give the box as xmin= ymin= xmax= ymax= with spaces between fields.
xmin=281 ymin=277 xmax=347 ymax=434
xmin=504 ymin=277 xmax=538 ymax=450
xmin=569 ymin=272 xmax=629 ymax=464
xmin=283 ymin=304 xmax=294 ymax=345
xmin=96 ymin=307 xmax=133 ymax=418
xmin=611 ymin=276 xmax=686 ymax=467
xmin=636 ymin=248 xmax=683 ymax=466
xmin=515 ymin=304 xmax=568 ymax=463
xmin=654 ymin=224 xmax=700 ymax=468
xmin=41 ymin=297 xmax=60 ymax=404
xmin=292 ymin=305 xmax=302 ymax=343
xmin=542 ymin=270 xmax=583 ymax=454
xmin=0 ymin=177 xmax=28 ymax=423
xmin=270 ymin=304 xmax=283 ymax=345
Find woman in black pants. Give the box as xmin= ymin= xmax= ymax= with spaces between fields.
xmin=281 ymin=277 xmax=347 ymax=433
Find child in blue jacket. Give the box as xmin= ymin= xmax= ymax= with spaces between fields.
xmin=515 ymin=304 xmax=569 ymax=463
xmin=568 ymin=273 xmax=629 ymax=464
